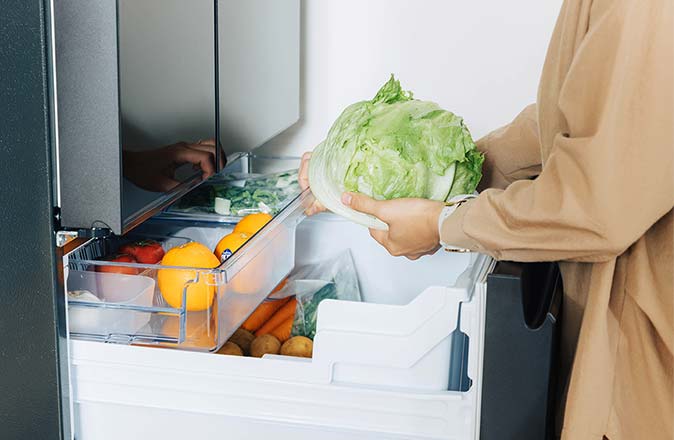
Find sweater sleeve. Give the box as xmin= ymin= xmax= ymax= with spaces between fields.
xmin=476 ymin=104 xmax=542 ymax=191
xmin=441 ymin=0 xmax=674 ymax=263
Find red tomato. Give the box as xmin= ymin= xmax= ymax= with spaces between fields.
xmin=119 ymin=240 xmax=165 ymax=264
xmin=96 ymin=254 xmax=140 ymax=275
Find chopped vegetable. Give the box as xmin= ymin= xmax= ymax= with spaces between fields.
xmin=255 ymin=297 xmax=297 ymax=337
xmin=214 ymin=197 xmax=231 ymax=215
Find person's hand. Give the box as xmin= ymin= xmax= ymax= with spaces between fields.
xmin=342 ymin=192 xmax=445 ymax=260
xmin=298 ymin=151 xmax=327 ymax=215
xmin=123 ymin=139 xmax=224 ymax=192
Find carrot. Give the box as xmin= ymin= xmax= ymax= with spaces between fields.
xmin=270 ymin=316 xmax=294 ymax=342
xmin=241 ymin=296 xmax=290 ymax=332
xmin=255 ymin=297 xmax=297 ymax=337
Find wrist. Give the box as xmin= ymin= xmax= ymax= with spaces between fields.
xmin=438 ymin=195 xmax=477 ymax=251
xmin=427 ymin=202 xmax=445 ymax=243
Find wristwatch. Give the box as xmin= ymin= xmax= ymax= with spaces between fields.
xmin=438 ymin=194 xmax=477 ymax=252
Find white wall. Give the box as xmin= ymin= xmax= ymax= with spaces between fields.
xmin=261 ymin=0 xmax=563 ymax=156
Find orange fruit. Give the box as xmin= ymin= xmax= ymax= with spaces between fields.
xmin=157 ymin=242 xmax=221 ymax=311
xmin=234 ymin=212 xmax=272 ymax=235
xmin=214 ymin=232 xmax=250 ymax=262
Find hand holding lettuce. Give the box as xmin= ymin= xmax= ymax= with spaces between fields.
xmin=308 ymin=75 xmax=484 ymax=229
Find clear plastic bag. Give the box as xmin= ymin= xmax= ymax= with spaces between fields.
xmin=270 ymin=250 xmax=361 ymax=339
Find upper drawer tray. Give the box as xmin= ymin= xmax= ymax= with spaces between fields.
xmin=155 ymin=154 xmax=302 ymax=224
xmin=66 ymin=155 xmax=312 ymax=352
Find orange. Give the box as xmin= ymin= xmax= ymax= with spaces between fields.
xmin=234 ymin=212 xmax=272 ymax=235
xmin=214 ymin=232 xmax=250 ymax=262
xmin=157 ymin=242 xmax=221 ymax=311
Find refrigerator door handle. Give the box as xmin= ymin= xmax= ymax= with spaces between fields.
xmin=519 ymin=262 xmax=562 ymax=330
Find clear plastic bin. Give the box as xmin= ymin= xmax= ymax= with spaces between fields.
xmin=66 ymin=154 xmax=313 ymax=351
xmin=67 ymin=271 xmax=155 ymax=336
xmin=155 ymin=153 xmax=303 ymax=224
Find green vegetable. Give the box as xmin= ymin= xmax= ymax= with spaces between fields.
xmin=309 ymin=75 xmax=484 ymax=229
xmin=291 ymin=282 xmax=337 ymax=340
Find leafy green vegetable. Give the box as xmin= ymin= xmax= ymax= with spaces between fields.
xmin=309 ymin=75 xmax=484 ymax=229
xmin=291 ymin=282 xmax=337 ymax=339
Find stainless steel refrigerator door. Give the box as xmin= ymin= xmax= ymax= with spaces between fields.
xmin=54 ymin=0 xmax=217 ymax=234
xmin=53 ymin=0 xmax=299 ymax=234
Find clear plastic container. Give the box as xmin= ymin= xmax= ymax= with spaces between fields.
xmin=66 ymin=155 xmax=312 ymax=351
xmin=155 ymin=153 xmax=303 ymax=224
xmin=67 ymin=271 xmax=155 ymax=337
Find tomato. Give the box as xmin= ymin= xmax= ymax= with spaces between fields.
xmin=119 ymin=240 xmax=165 ymax=264
xmin=96 ymin=254 xmax=140 ymax=275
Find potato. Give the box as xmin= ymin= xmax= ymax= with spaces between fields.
xmin=250 ymin=334 xmax=281 ymax=358
xmin=217 ymin=341 xmax=243 ymax=356
xmin=280 ymin=336 xmax=313 ymax=358
xmin=228 ymin=328 xmax=255 ymax=356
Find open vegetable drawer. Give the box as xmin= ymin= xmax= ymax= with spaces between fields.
xmin=70 ymin=216 xmax=493 ymax=440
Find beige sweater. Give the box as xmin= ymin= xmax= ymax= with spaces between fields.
xmin=441 ymin=0 xmax=673 ymax=439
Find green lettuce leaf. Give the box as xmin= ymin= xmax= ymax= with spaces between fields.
xmin=309 ymin=75 xmax=484 ymax=230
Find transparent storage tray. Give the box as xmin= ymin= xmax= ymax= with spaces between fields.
xmin=155 ymin=153 xmax=303 ymax=224
xmin=67 ymin=270 xmax=156 ymax=336
xmin=67 ymin=154 xmax=312 ymax=351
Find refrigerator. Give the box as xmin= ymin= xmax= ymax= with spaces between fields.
xmin=0 ymin=1 xmax=561 ymax=439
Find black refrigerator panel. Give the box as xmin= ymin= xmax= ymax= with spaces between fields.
xmin=0 ymin=0 xmax=70 ymax=439
xmin=480 ymin=262 xmax=562 ymax=440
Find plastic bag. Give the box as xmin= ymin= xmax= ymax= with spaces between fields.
xmin=270 ymin=250 xmax=361 ymax=339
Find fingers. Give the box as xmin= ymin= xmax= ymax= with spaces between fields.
xmin=190 ymin=139 xmax=225 ymax=169
xmin=153 ymin=175 xmax=183 ymax=192
xmin=196 ymin=138 xmax=216 ymax=146
xmin=342 ymin=192 xmax=381 ymax=217
xmin=171 ymin=144 xmax=216 ymax=179
xmin=299 ymin=152 xmax=312 ymax=191
xmin=305 ymin=200 xmax=326 ymax=216
xmin=368 ymin=229 xmax=436 ymax=260
xmin=370 ymin=228 xmax=405 ymax=257
xmin=299 ymin=151 xmax=328 ymax=216
xmin=369 ymin=228 xmax=388 ymax=246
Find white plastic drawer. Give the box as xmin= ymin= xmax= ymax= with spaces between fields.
xmin=70 ymin=216 xmax=493 ymax=440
